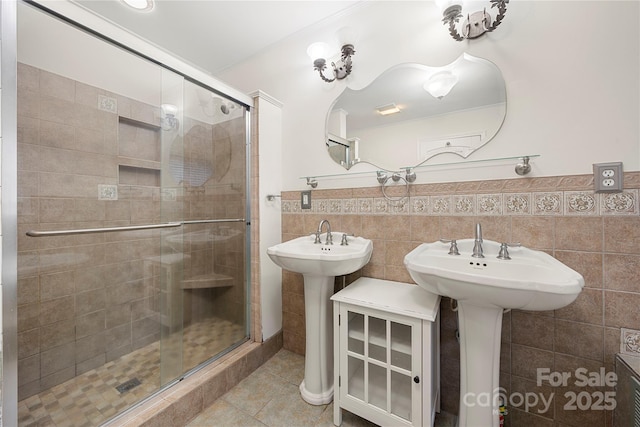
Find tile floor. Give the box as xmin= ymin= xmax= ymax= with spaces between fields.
xmin=188 ymin=349 xmax=457 ymax=427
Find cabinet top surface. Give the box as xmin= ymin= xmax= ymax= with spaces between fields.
xmin=331 ymin=277 xmax=440 ymax=321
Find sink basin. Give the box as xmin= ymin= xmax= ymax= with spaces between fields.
xmin=267 ymin=232 xmax=372 ymax=405
xmin=404 ymin=239 xmax=584 ymax=310
xmin=404 ymin=237 xmax=584 ymax=427
xmin=267 ymin=232 xmax=373 ymax=277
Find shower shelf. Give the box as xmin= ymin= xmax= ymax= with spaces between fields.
xmin=181 ymin=273 xmax=234 ymax=290
xmin=118 ymin=115 xmax=161 ymax=131
xmin=118 ymin=116 xmax=162 ymax=186
xmin=117 ymin=156 xmax=161 ymax=171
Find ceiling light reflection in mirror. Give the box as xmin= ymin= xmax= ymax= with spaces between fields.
xmin=326 ymin=53 xmax=506 ymax=171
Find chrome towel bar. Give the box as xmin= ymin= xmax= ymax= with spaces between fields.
xmin=26 ymin=218 xmax=246 ymax=237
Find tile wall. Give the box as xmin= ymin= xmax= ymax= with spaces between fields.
xmin=281 ymin=172 xmax=640 ymax=426
xmin=16 ymin=63 xmax=248 ymax=401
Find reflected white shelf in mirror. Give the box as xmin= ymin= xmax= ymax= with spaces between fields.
xmin=301 ymin=154 xmax=540 ymax=184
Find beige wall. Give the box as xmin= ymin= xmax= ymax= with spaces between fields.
xmin=280 ymin=173 xmax=640 ymax=426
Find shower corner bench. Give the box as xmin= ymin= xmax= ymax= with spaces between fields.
xmin=331 ymin=277 xmax=441 ymax=427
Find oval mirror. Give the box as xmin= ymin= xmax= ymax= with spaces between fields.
xmin=326 ymin=53 xmax=506 ymax=171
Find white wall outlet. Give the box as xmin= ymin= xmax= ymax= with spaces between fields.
xmin=593 ymin=162 xmax=623 ymax=193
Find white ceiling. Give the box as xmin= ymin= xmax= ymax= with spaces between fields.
xmin=72 ymin=0 xmax=362 ymax=74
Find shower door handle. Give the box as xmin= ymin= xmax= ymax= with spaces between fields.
xmin=26 ymin=218 xmax=247 ymax=237
xmin=181 ymin=218 xmax=245 ymax=225
xmin=26 ymin=222 xmax=183 ymax=237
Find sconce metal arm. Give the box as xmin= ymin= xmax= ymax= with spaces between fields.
xmin=486 ymin=0 xmax=508 ymax=32
xmin=313 ymin=59 xmax=336 ymax=83
xmin=443 ymin=12 xmax=465 ymax=41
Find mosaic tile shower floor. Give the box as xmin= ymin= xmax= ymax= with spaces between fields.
xmin=18 ymin=317 xmax=245 ymax=427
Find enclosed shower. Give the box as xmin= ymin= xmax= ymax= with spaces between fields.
xmin=14 ymin=3 xmax=251 ymax=425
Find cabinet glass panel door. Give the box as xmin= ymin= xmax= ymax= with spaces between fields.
xmin=368 ymin=362 xmax=387 ymax=409
xmin=391 ymin=321 xmax=412 ymax=371
xmin=341 ymin=306 xmax=421 ymax=425
xmin=348 ymin=312 xmax=364 ymax=354
xmin=347 ymin=356 xmax=365 ymax=401
xmin=390 ymin=320 xmax=414 ymax=421
xmin=368 ymin=316 xmax=387 ymax=363
xmin=391 ymin=370 xmax=412 ymax=421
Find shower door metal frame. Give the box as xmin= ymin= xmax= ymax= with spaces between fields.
xmin=2 ymin=1 xmax=19 ymax=426
xmin=6 ymin=1 xmax=254 ymax=425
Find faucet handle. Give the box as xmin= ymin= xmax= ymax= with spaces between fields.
xmin=497 ymin=242 xmax=521 ymax=260
xmin=439 ymin=238 xmax=460 ymax=256
xmin=340 ymin=233 xmax=355 ymax=246
xmin=325 ymin=231 xmax=333 ymax=245
xmin=313 ymin=231 xmax=322 ymax=244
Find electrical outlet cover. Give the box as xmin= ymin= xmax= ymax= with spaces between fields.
xmin=593 ymin=162 xmax=623 ymax=193
xmin=301 ymin=190 xmax=312 ymax=210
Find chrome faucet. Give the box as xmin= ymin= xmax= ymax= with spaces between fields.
xmin=472 ymin=223 xmax=484 ymax=258
xmin=315 ymin=219 xmax=333 ymax=245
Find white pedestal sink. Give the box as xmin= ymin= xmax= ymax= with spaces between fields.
xmin=405 ymin=238 xmax=584 ymax=427
xmin=267 ymin=232 xmax=373 ymax=405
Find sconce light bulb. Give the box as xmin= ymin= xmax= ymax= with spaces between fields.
xmin=435 ymin=0 xmax=463 ymax=14
xmin=335 ymin=26 xmax=358 ymax=46
xmin=121 ymin=0 xmax=154 ymax=11
xmin=307 ymin=42 xmax=332 ymax=61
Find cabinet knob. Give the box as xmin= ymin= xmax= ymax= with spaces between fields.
xmin=413 ymin=376 xmax=420 ymax=384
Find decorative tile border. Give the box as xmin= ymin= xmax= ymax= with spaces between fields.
xmin=430 ymin=195 xmax=451 ymax=215
xmin=601 ymin=189 xmax=638 ymax=215
xmin=621 ymin=328 xmax=640 ymax=356
xmin=533 ymin=192 xmax=562 ymax=215
xmin=411 ymin=197 xmax=429 ymax=214
xmin=282 ymin=188 xmax=640 ymax=217
xmin=98 ymin=95 xmax=117 ymax=113
xmin=477 ymin=194 xmax=502 ymax=215
xmin=504 ymin=193 xmax=531 ymax=215
xmin=564 ymin=191 xmax=598 ymax=215
xmin=453 ymin=195 xmax=475 ymax=215
xmin=98 ymin=184 xmax=118 ymax=200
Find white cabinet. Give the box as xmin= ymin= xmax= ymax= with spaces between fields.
xmin=331 ymin=278 xmax=440 ymax=427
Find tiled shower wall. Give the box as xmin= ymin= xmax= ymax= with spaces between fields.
xmin=281 ymin=173 xmax=640 ymax=426
xmin=16 ymin=63 xmax=247 ymax=400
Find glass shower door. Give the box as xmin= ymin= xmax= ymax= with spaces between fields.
xmin=159 ymin=76 xmax=250 ymax=378
xmin=16 ymin=3 xmax=249 ymax=425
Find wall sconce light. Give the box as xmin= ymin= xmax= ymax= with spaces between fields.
xmin=161 ymin=104 xmax=179 ymax=131
xmin=424 ymin=71 xmax=459 ymax=99
xmin=307 ymin=41 xmax=356 ymax=83
xmin=435 ymin=0 xmax=508 ymax=41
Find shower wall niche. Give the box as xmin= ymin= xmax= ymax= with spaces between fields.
xmin=118 ymin=117 xmax=162 ymax=187
xmin=16 ymin=59 xmax=249 ymax=425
